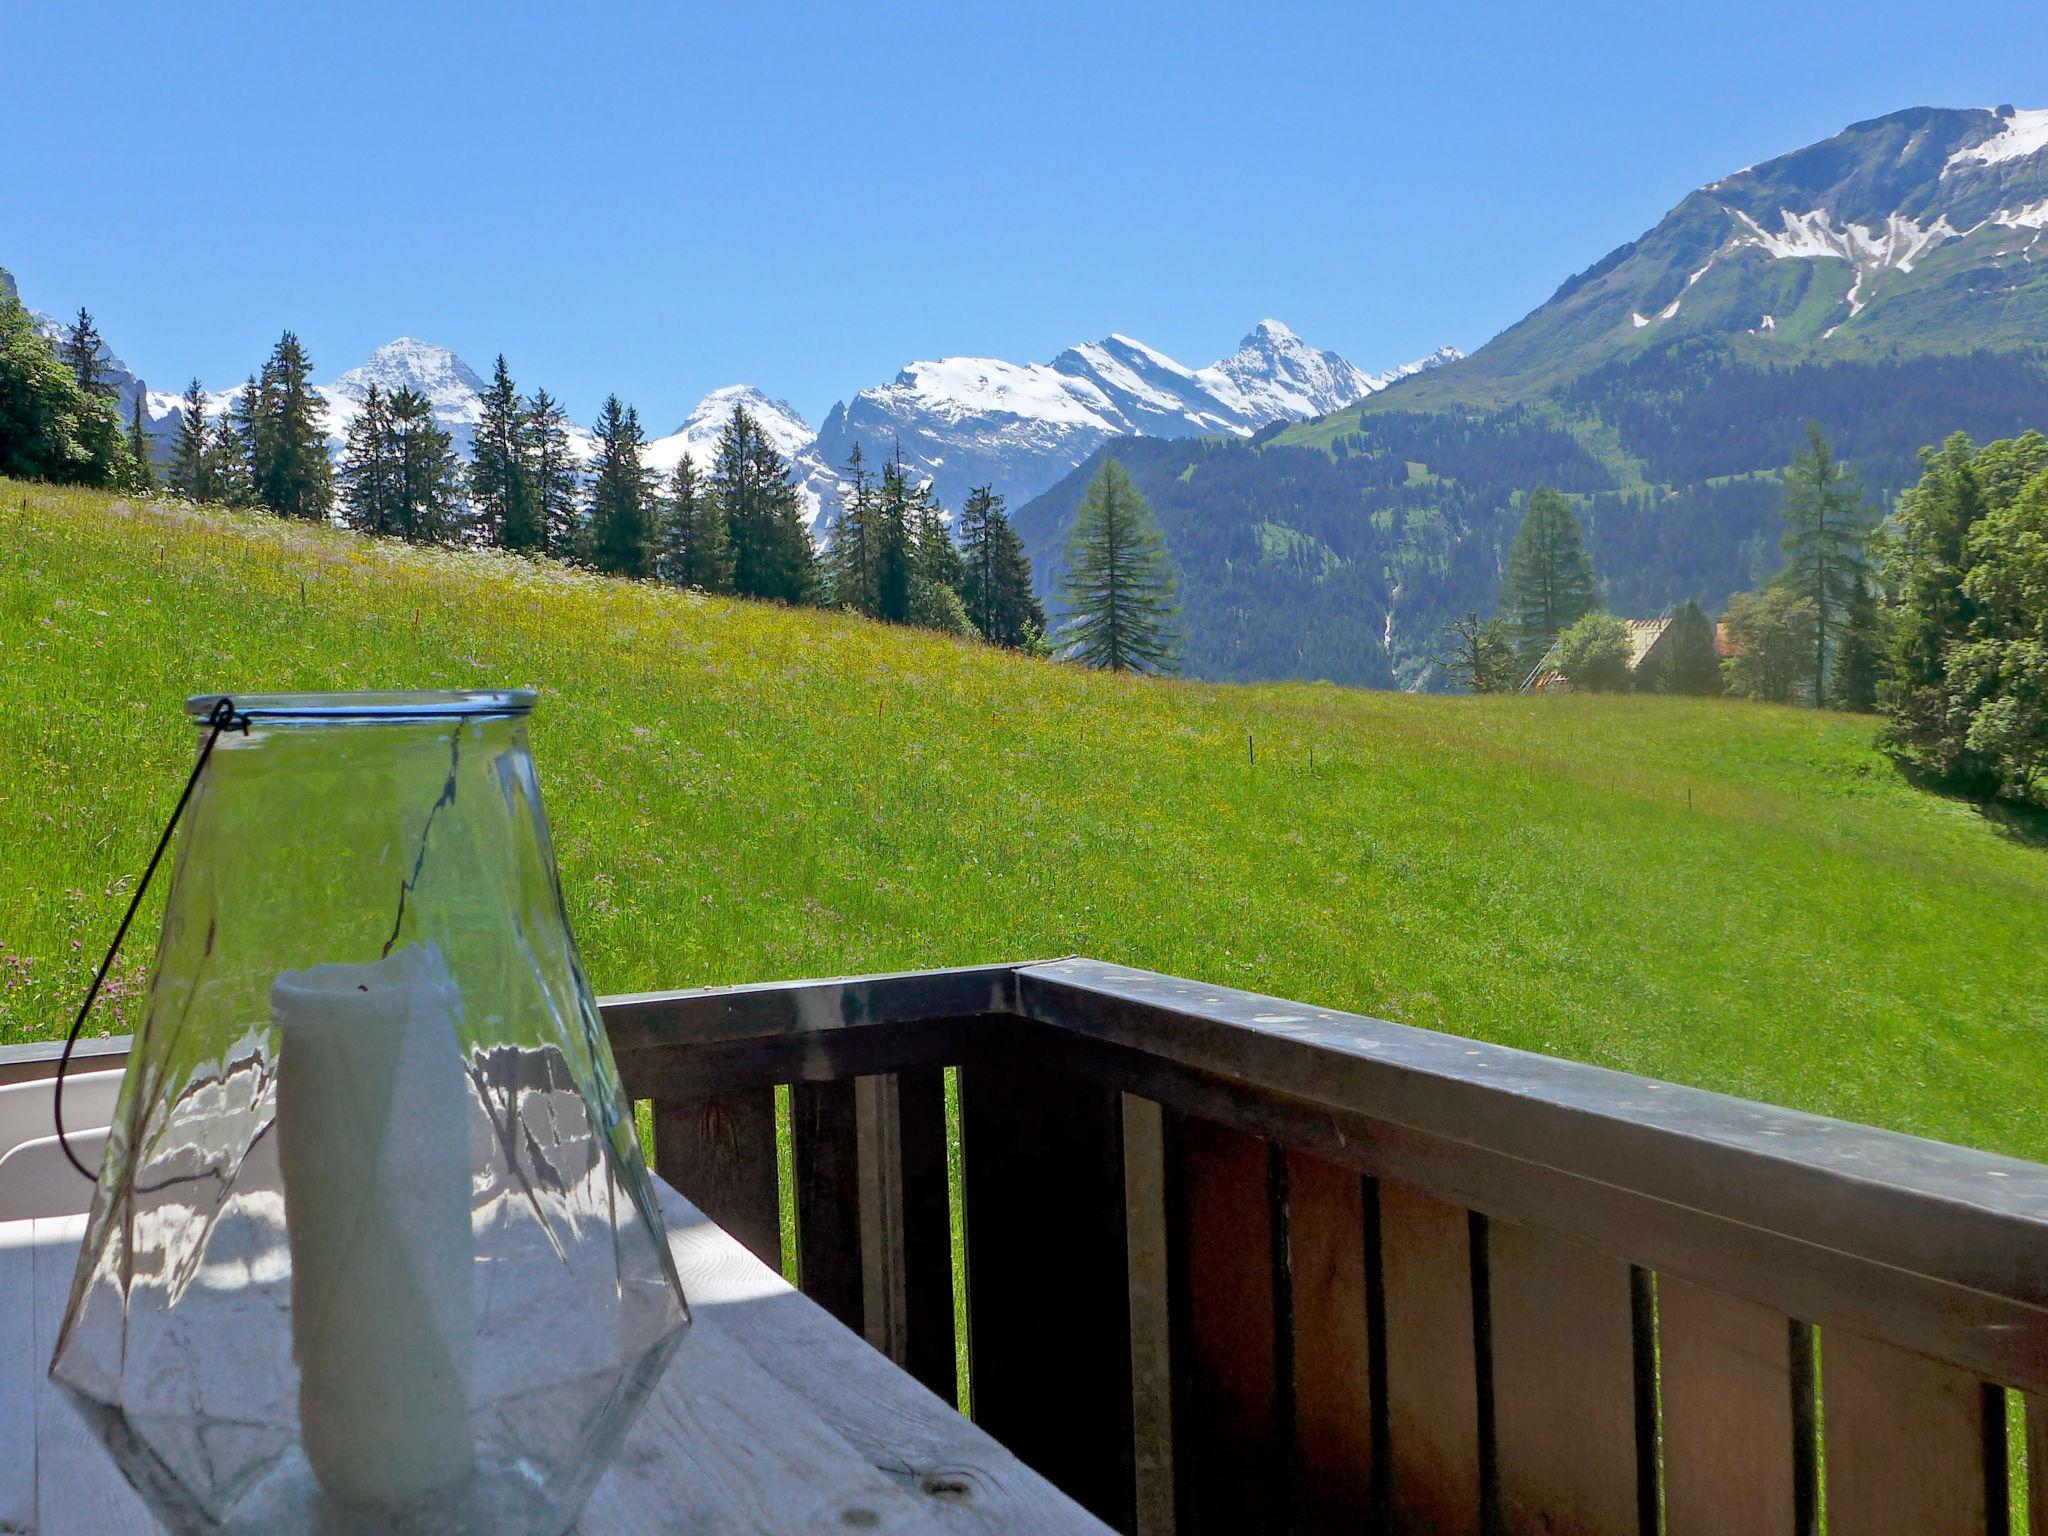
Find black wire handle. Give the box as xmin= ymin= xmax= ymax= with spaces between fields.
xmin=54 ymin=696 xmax=249 ymax=1182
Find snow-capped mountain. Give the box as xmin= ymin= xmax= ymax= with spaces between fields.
xmin=643 ymin=383 xmax=838 ymax=529
xmin=810 ymin=320 xmax=1459 ymax=523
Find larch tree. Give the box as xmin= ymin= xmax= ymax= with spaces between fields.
xmin=1500 ymin=485 xmax=1598 ymax=661
xmin=957 ymin=484 xmax=1045 ymax=649
xmin=1779 ymin=423 xmax=1875 ymax=706
xmin=1058 ymin=457 xmax=1181 ymax=673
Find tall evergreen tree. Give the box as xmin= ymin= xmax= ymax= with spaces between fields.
xmin=1660 ymin=599 xmax=1722 ymax=696
xmin=520 ymin=388 xmax=583 ymax=558
xmin=1058 ymin=457 xmax=1181 ymax=673
xmin=957 ymin=484 xmax=1045 ymax=649
xmin=715 ymin=403 xmax=816 ymax=603
xmin=0 ymin=292 xmax=124 ymax=485
xmin=585 ymin=395 xmax=657 ymax=576
xmin=657 ymin=455 xmax=732 ymax=590
xmin=1500 ymin=486 xmax=1598 ymax=659
xmin=1779 ymin=423 xmax=1875 ymax=706
xmin=168 ymin=379 xmax=210 ymax=501
xmin=871 ymin=451 xmax=916 ymax=622
xmin=825 ymin=443 xmax=880 ymax=614
xmin=338 ymin=383 xmax=400 ymax=535
xmin=251 ymin=333 xmax=332 ymax=520
xmin=389 ymin=386 xmax=464 ymax=543
xmin=124 ymin=396 xmax=154 ymax=491
xmin=61 ymin=308 xmax=107 ymax=396
xmin=470 ymin=355 xmax=536 ymax=550
xmin=207 ymin=380 xmax=258 ymax=507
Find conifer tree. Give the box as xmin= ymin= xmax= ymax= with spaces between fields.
xmin=657 ymin=455 xmax=732 ymax=590
xmin=389 ymin=385 xmax=464 ymax=543
xmin=825 ymin=443 xmax=880 ymax=614
xmin=715 ymin=403 xmax=816 ymax=603
xmin=586 ymin=395 xmax=657 ymax=576
xmin=1439 ymin=613 xmax=1520 ymax=693
xmin=1779 ymin=423 xmax=1875 ymax=707
xmin=519 ymin=388 xmax=583 ymax=558
xmin=207 ymin=381 xmax=258 ymax=507
xmin=62 ymin=308 xmax=107 ymax=396
xmin=1058 ymin=457 xmax=1181 ymax=673
xmin=871 ymin=451 xmax=916 ymax=622
xmin=251 ymin=333 xmax=332 ymax=520
xmin=911 ymin=477 xmax=962 ymax=594
xmin=471 ymin=355 xmax=535 ymax=550
xmin=169 ymin=379 xmax=210 ymax=501
xmin=124 ymin=396 xmax=154 ymax=491
xmin=338 ymin=383 xmax=399 ymax=535
xmin=1500 ymin=486 xmax=1598 ymax=660
xmin=1660 ymin=599 xmax=1722 ymax=695
xmin=957 ymin=484 xmax=1045 ymax=649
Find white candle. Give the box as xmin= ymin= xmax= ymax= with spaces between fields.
xmin=272 ymin=942 xmax=476 ymax=1507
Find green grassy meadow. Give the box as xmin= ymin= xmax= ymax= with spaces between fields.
xmin=5 ymin=479 xmax=2048 ymax=1167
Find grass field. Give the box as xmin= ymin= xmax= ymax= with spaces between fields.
xmin=5 ymin=479 xmax=2048 ymax=1170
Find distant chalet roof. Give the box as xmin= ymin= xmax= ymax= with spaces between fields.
xmin=1526 ymin=616 xmax=1674 ymax=692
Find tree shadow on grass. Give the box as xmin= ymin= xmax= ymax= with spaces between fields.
xmin=1893 ymin=759 xmax=2048 ymax=851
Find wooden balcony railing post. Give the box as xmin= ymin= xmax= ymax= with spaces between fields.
xmin=652 ymin=1089 xmax=781 ymax=1271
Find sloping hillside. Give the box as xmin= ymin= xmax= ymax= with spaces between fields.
xmin=5 ymin=482 xmax=2046 ymax=1161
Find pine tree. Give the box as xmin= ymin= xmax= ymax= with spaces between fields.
xmin=957 ymin=484 xmax=1045 ymax=649
xmin=586 ymin=395 xmax=657 ymax=576
xmin=62 ymin=308 xmax=108 ymax=396
xmin=1058 ymin=457 xmax=1181 ymax=672
xmin=471 ymin=355 xmax=536 ymax=550
xmin=1660 ymin=599 xmax=1722 ymax=696
xmin=338 ymin=383 xmax=399 ymax=535
xmin=911 ymin=475 xmax=962 ymax=594
xmin=825 ymin=443 xmax=880 ymax=614
xmin=0 ymin=292 xmax=124 ymax=485
xmin=251 ymin=333 xmax=332 ymax=520
xmin=715 ymin=403 xmax=817 ymax=603
xmin=520 ymin=388 xmax=583 ymax=559
xmin=124 ymin=396 xmax=154 ymax=492
xmin=1829 ymin=577 xmax=1881 ymax=712
xmin=1500 ymin=486 xmax=1598 ymax=659
xmin=657 ymin=455 xmax=732 ymax=590
xmin=1779 ymin=423 xmax=1875 ymax=707
xmin=389 ymin=386 xmax=463 ymax=543
xmin=872 ymin=451 xmax=915 ymax=622
xmin=206 ymin=380 xmax=258 ymax=507
xmin=169 ymin=379 xmax=210 ymax=501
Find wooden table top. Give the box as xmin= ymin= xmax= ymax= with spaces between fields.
xmin=0 ymin=1178 xmax=1108 ymax=1535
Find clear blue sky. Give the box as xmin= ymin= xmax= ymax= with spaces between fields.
xmin=5 ymin=2 xmax=2044 ymax=429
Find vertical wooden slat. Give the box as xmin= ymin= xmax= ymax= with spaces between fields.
xmin=1660 ymin=1275 xmax=1803 ymax=1535
xmin=1824 ymin=1330 xmax=1999 ymax=1536
xmin=1285 ymin=1149 xmax=1375 ymax=1534
xmin=856 ymin=1073 xmax=910 ymax=1363
xmin=1487 ymin=1219 xmax=1642 ymax=1536
xmin=893 ymin=1066 xmax=958 ymax=1406
xmin=1175 ymin=1116 xmax=1285 ymax=1534
xmin=654 ymin=1088 xmax=781 ymax=1270
xmin=1122 ymin=1094 xmax=1176 ymax=1536
xmin=791 ymin=1079 xmax=862 ymax=1330
xmin=960 ymin=1057 xmax=1133 ymax=1529
xmin=1378 ymin=1179 xmax=1482 ymax=1535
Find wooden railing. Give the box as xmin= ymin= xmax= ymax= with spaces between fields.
xmin=606 ymin=957 xmax=2048 ymax=1536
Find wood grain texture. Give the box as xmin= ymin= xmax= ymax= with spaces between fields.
xmin=1284 ymin=1149 xmax=1375 ymax=1534
xmin=1823 ymin=1330 xmax=1996 ymax=1536
xmin=654 ymin=1087 xmax=783 ymax=1271
xmin=1175 ymin=1116 xmax=1285 ymax=1534
xmin=791 ymin=1077 xmax=863 ymax=1330
xmin=1658 ymin=1276 xmax=1804 ymax=1536
xmin=657 ymin=1182 xmax=1111 ymax=1534
xmin=1487 ymin=1218 xmax=1642 ymax=1536
xmin=1377 ymin=1179 xmax=1481 ymax=1535
xmin=858 ymin=1072 xmax=911 ymax=1363
xmin=1122 ymin=1094 xmax=1176 ymax=1536
xmin=959 ymin=1057 xmax=1134 ymax=1529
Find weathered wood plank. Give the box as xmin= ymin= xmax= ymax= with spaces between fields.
xmin=1377 ymin=1179 xmax=1482 ymax=1535
xmin=959 ymin=1057 xmax=1134 ymax=1529
xmin=654 ymin=1087 xmax=782 ymax=1271
xmin=1659 ymin=1275 xmax=1805 ymax=1536
xmin=31 ymin=1214 xmax=158 ymax=1536
xmin=1823 ymin=1330 xmax=1998 ymax=1536
xmin=858 ymin=1072 xmax=911 ymax=1362
xmin=0 ymin=1223 xmax=37 ymax=1533
xmin=893 ymin=1066 xmax=958 ymax=1406
xmin=656 ymin=1182 xmax=1111 ymax=1533
xmin=1175 ymin=1115 xmax=1285 ymax=1534
xmin=1487 ymin=1218 xmax=1642 ymax=1536
xmin=792 ymin=1077 xmax=863 ymax=1330
xmin=1122 ymin=1094 xmax=1175 ymax=1536
xmin=1284 ymin=1148 xmax=1375 ymax=1534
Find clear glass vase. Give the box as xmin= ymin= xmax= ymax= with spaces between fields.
xmin=51 ymin=691 xmax=691 ymax=1535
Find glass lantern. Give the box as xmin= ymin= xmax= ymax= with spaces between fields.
xmin=51 ymin=691 xmax=691 ymax=1535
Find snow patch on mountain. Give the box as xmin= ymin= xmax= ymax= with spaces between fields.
xmin=1946 ymin=107 xmax=2048 ymax=170
xmin=644 ymin=384 xmax=834 ymax=528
